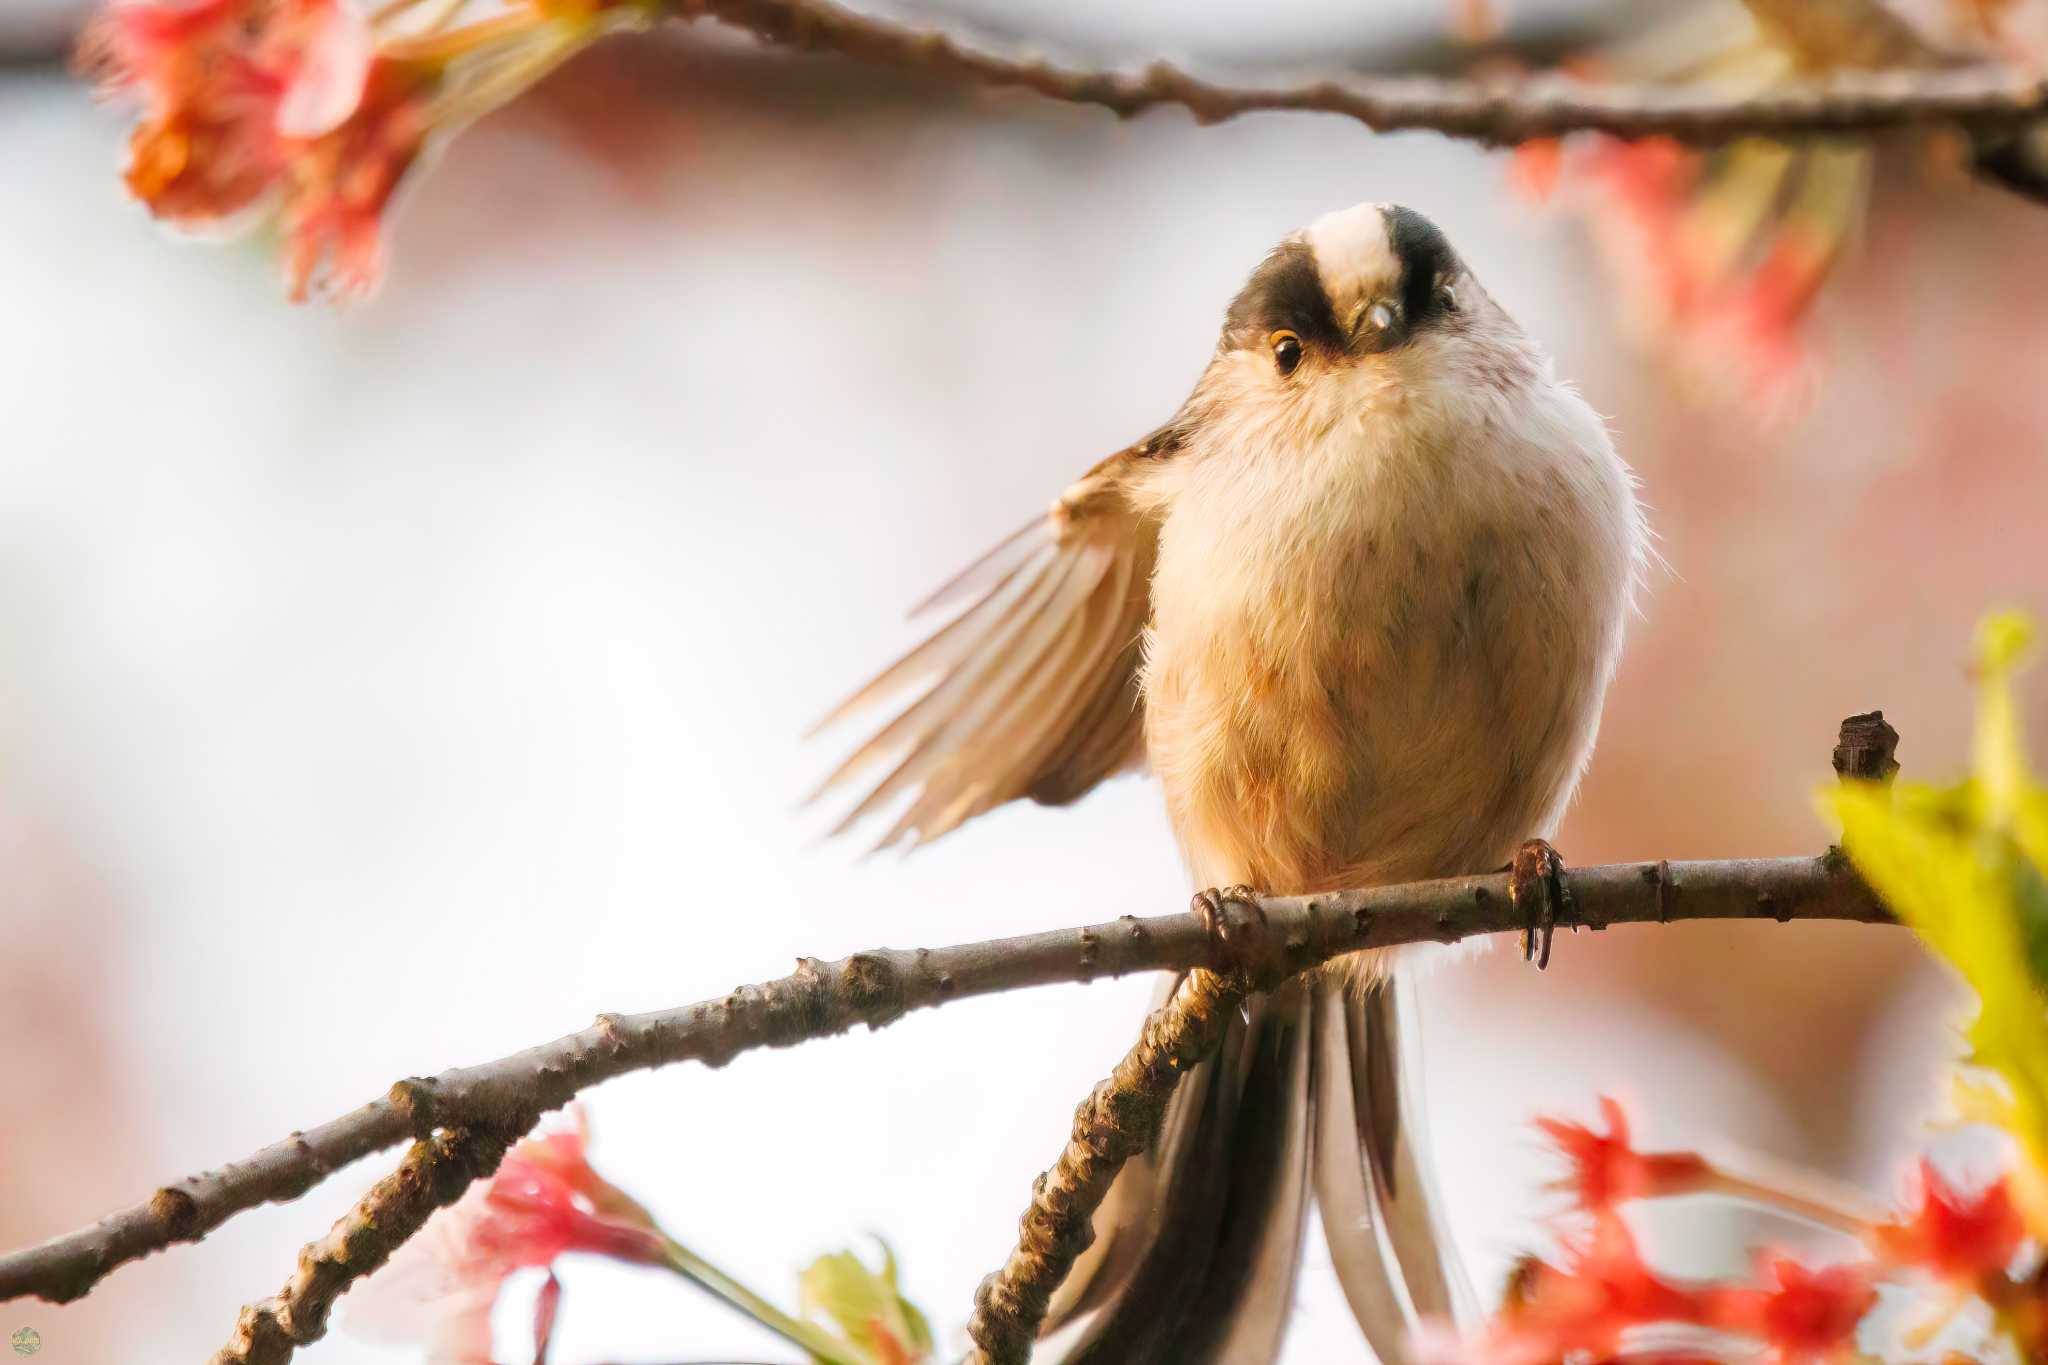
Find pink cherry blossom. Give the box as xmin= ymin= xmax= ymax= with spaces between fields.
xmin=347 ymin=1109 xmax=665 ymax=1363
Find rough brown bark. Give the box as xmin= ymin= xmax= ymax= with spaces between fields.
xmin=210 ymin=1127 xmax=518 ymax=1365
xmin=1833 ymin=710 xmax=1902 ymax=782
xmin=2 ymin=857 xmax=1890 ymax=1329
xmin=964 ymin=964 xmax=1244 ymax=1365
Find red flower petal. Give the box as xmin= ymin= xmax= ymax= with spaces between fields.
xmin=1537 ymin=1096 xmax=1712 ymax=1211
xmin=279 ymin=58 xmax=431 ymax=299
xmin=1509 ymin=139 xmax=1564 ymax=204
xmin=531 ymin=1270 xmax=562 ymax=1365
xmin=1872 ymin=1159 xmax=2025 ymax=1282
xmin=275 ymin=0 xmax=373 ymax=138
xmin=1459 ymin=1212 xmax=1718 ymax=1362
xmin=1705 ymin=1257 xmax=1875 ymax=1364
xmin=346 ymin=1109 xmax=665 ymax=1358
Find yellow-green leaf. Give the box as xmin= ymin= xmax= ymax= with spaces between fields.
xmin=799 ymin=1240 xmax=933 ymax=1364
xmin=1974 ymin=610 xmax=2036 ymax=826
xmin=1820 ymin=611 xmax=2048 ymax=1233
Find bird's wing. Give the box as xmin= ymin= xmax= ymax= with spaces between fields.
xmin=808 ymin=438 xmax=1164 ymax=852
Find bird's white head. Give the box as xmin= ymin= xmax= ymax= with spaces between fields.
xmin=1226 ymin=202 xmax=1511 ymax=376
xmin=1156 ymin=202 xmax=1534 ymax=467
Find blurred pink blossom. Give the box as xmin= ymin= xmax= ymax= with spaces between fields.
xmin=346 ymin=1108 xmax=664 ymax=1363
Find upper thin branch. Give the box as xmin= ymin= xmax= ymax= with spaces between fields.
xmin=1 ymin=853 xmax=1887 ymax=1311
xmin=676 ymin=0 xmax=2048 ymax=146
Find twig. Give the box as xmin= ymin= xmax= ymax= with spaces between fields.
xmin=1833 ymin=709 xmax=1902 ymax=782
xmin=210 ymin=1126 xmax=519 ymax=1365
xmin=963 ymin=962 xmax=1252 ymax=1365
xmin=1 ymin=855 xmax=1888 ymax=1312
xmin=672 ymin=0 xmax=2048 ymax=146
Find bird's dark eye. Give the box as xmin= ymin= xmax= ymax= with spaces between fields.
xmin=1269 ymin=330 xmax=1303 ymax=376
xmin=1437 ymin=282 xmax=1459 ymax=312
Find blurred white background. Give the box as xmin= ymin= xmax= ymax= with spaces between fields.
xmin=4 ymin=4 xmax=2047 ymax=1361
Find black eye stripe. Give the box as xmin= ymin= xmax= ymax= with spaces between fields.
xmin=1382 ymin=205 xmax=1461 ymax=330
xmin=1219 ymin=210 xmax=1466 ymax=360
xmin=1222 ymin=239 xmax=1344 ymax=354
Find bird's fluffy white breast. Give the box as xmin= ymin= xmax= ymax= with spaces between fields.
xmin=1134 ymin=348 xmax=1644 ymax=895
xmin=1140 ymin=347 xmax=1637 ymax=636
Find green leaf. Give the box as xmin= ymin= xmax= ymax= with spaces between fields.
xmin=1820 ymin=611 xmax=2048 ymax=1232
xmin=2016 ymin=855 xmax=2048 ymax=995
xmin=799 ymin=1239 xmax=932 ymax=1363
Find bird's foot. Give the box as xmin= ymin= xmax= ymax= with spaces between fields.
xmin=1509 ymin=839 xmax=1573 ymax=970
xmin=1191 ymin=884 xmax=1267 ymax=970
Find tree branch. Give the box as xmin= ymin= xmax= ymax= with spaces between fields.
xmin=209 ymin=1127 xmax=519 ymax=1365
xmin=955 ymin=718 xmax=1906 ymax=1362
xmin=1 ymin=854 xmax=1887 ymax=1315
xmin=961 ymin=846 xmax=1856 ymax=1363
xmin=674 ymin=0 xmax=2048 ymax=146
xmin=1833 ymin=709 xmax=1902 ymax=783
xmin=965 ymin=963 xmax=1249 ymax=1365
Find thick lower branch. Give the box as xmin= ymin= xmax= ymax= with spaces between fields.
xmin=209 ymin=1127 xmax=518 ymax=1365
xmin=965 ymin=966 xmax=1247 ymax=1364
xmin=0 ymin=855 xmax=1886 ymax=1309
xmin=672 ymin=0 xmax=2048 ymax=146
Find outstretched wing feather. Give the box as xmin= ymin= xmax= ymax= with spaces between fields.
xmin=811 ymin=447 xmax=1158 ymax=850
xmin=805 ymin=543 xmax=1043 ymax=738
xmin=888 ymin=537 xmax=1141 ymax=848
xmin=865 ymin=544 xmax=1113 ymax=849
xmin=823 ymin=544 xmax=1087 ymax=838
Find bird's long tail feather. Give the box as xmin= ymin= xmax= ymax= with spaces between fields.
xmin=1313 ymin=972 xmax=1475 ymax=1361
xmin=1033 ymin=969 xmax=1466 ymax=1364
